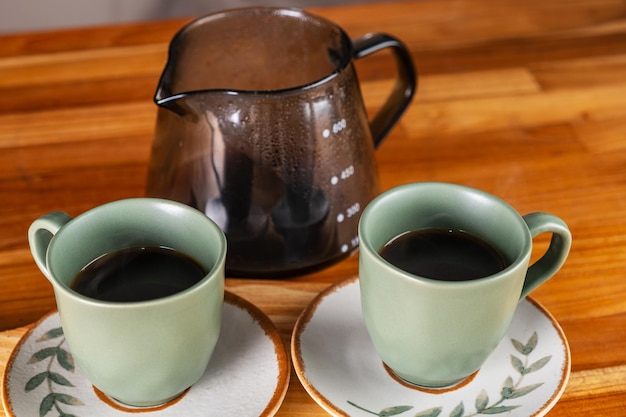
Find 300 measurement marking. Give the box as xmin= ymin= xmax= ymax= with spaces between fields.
xmin=336 ymin=202 xmax=361 ymax=223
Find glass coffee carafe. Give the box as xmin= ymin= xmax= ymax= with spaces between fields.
xmin=146 ymin=7 xmax=417 ymax=277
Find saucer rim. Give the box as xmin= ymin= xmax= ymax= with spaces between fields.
xmin=291 ymin=275 xmax=571 ymax=417
xmin=2 ymin=290 xmax=290 ymax=417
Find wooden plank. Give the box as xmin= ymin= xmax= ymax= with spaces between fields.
xmin=532 ymin=54 xmax=626 ymax=89
xmin=403 ymin=84 xmax=626 ymax=140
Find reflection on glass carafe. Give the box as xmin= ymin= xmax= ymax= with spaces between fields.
xmin=146 ymin=7 xmax=417 ymax=277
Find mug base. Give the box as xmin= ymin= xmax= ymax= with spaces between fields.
xmin=383 ymin=362 xmax=479 ymax=392
xmin=93 ymin=385 xmax=190 ymax=410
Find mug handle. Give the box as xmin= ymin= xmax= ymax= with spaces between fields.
xmin=28 ymin=212 xmax=73 ymax=282
xmin=520 ymin=212 xmax=572 ymax=299
xmin=352 ymin=33 xmax=417 ymax=148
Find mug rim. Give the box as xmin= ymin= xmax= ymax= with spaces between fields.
xmin=46 ymin=198 xmax=227 ymax=308
xmin=358 ymin=182 xmax=532 ymax=287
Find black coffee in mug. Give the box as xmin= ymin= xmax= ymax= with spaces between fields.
xmin=70 ymin=246 xmax=207 ymax=302
xmin=379 ymin=228 xmax=507 ymax=281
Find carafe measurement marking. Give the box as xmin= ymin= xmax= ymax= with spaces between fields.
xmin=331 ymin=164 xmax=355 ymax=186
xmin=323 ymin=117 xmax=359 ymax=255
xmin=341 ymin=236 xmax=360 ymax=253
xmin=337 ymin=202 xmax=360 ymax=224
xmin=322 ymin=118 xmax=347 ymax=139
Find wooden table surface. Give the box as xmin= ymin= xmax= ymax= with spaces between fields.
xmin=1 ymin=0 xmax=626 ymax=415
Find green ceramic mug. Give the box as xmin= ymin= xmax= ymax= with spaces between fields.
xmin=28 ymin=198 xmax=226 ymax=406
xmin=358 ymin=182 xmax=571 ymax=388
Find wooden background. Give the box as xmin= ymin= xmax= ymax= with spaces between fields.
xmin=1 ymin=0 xmax=626 ymax=415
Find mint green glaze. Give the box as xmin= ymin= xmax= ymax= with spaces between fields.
xmin=358 ymin=182 xmax=571 ymax=387
xmin=28 ymin=198 xmax=226 ymax=407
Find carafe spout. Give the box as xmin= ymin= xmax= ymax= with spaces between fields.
xmin=155 ymin=89 xmax=189 ymax=116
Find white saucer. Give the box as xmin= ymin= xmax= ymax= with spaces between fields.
xmin=292 ymin=276 xmax=570 ymax=417
xmin=3 ymin=291 xmax=290 ymax=417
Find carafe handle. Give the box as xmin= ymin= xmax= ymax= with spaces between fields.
xmin=353 ymin=33 xmax=417 ymax=148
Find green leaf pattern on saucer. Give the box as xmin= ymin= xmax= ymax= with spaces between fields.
xmin=24 ymin=327 xmax=84 ymax=417
xmin=6 ymin=295 xmax=290 ymax=417
xmin=348 ymin=332 xmax=551 ymax=417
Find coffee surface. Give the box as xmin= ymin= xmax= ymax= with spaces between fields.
xmin=379 ymin=228 xmax=506 ymax=281
xmin=70 ymin=246 xmax=206 ymax=302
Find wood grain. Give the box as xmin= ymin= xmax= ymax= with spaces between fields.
xmin=1 ymin=0 xmax=626 ymax=415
